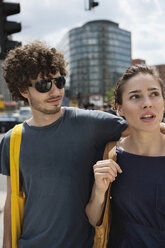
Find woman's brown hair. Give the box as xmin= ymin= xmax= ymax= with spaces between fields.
xmin=114 ymin=64 xmax=164 ymax=106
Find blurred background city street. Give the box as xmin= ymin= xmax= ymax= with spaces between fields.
xmin=0 ymin=0 xmax=165 ymax=115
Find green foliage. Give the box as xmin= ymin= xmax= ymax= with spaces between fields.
xmin=105 ymin=87 xmax=115 ymax=104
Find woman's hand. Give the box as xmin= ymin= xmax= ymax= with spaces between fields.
xmin=86 ymin=159 xmax=122 ymax=227
xmin=93 ymin=159 xmax=122 ymax=195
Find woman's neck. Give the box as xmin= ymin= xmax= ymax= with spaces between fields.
xmin=119 ymin=129 xmax=165 ymax=156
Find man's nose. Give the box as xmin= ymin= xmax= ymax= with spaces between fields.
xmin=49 ymin=82 xmax=60 ymax=94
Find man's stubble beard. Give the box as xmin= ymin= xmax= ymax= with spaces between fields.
xmin=29 ymin=95 xmax=62 ymax=115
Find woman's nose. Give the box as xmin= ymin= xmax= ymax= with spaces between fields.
xmin=142 ymin=96 xmax=152 ymax=109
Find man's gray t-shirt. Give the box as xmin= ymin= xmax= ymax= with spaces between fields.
xmin=0 ymin=107 xmax=127 ymax=248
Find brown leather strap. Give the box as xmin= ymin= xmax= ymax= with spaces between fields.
xmin=103 ymin=141 xmax=117 ymax=160
xmin=102 ymin=141 xmax=117 ymax=222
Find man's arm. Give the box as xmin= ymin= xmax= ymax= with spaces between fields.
xmin=3 ymin=176 xmax=11 ymax=248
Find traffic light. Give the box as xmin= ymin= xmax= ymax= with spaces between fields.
xmin=88 ymin=0 xmax=99 ymax=10
xmin=0 ymin=0 xmax=22 ymax=59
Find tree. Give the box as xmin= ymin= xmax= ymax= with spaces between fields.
xmin=105 ymin=87 xmax=115 ymax=105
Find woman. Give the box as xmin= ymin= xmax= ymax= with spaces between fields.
xmin=86 ymin=64 xmax=165 ymax=247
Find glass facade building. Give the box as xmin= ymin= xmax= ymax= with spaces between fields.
xmin=58 ymin=20 xmax=131 ymax=99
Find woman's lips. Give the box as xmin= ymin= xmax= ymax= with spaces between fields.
xmin=140 ymin=113 xmax=156 ymax=122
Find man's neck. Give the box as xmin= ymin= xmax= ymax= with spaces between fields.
xmin=27 ymin=107 xmax=64 ymax=127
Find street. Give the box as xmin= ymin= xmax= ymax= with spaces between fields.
xmin=0 ymin=133 xmax=7 ymax=247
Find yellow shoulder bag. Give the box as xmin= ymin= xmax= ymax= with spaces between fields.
xmin=10 ymin=123 xmax=25 ymax=248
xmin=93 ymin=141 xmax=117 ymax=248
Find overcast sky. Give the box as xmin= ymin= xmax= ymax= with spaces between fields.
xmin=6 ymin=0 xmax=165 ymax=65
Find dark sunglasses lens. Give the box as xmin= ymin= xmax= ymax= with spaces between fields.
xmin=34 ymin=76 xmax=65 ymax=93
xmin=55 ymin=76 xmax=66 ymax=89
xmin=35 ymin=80 xmax=52 ymax=93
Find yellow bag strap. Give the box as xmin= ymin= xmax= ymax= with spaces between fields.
xmin=10 ymin=123 xmax=23 ymax=195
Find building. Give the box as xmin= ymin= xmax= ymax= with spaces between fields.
xmin=132 ymin=59 xmax=146 ymax=65
xmin=154 ymin=64 xmax=165 ymax=87
xmin=58 ymin=20 xmax=131 ymax=104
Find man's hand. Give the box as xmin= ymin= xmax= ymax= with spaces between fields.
xmin=160 ymin=122 xmax=165 ymax=134
xmin=93 ymin=159 xmax=122 ymax=195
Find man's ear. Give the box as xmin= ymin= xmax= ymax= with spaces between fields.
xmin=116 ymin=103 xmax=124 ymax=117
xmin=19 ymin=89 xmax=29 ymax=100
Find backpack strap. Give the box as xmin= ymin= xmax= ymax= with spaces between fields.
xmin=103 ymin=141 xmax=117 ymax=160
xmin=93 ymin=141 xmax=117 ymax=248
xmin=10 ymin=123 xmax=23 ymax=195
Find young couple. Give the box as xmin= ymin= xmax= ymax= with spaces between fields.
xmin=0 ymin=41 xmax=165 ymax=248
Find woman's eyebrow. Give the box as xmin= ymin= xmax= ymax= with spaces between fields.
xmin=147 ymin=87 xmax=160 ymax=91
xmin=128 ymin=90 xmax=141 ymax=94
xmin=128 ymin=87 xmax=160 ymax=94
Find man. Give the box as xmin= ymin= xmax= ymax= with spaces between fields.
xmin=0 ymin=41 xmax=128 ymax=248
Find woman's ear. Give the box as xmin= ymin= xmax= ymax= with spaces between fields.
xmin=116 ymin=103 xmax=124 ymax=117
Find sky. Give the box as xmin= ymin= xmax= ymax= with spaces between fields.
xmin=5 ymin=0 xmax=165 ymax=65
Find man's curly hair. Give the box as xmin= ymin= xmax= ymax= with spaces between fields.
xmin=3 ymin=41 xmax=68 ymax=104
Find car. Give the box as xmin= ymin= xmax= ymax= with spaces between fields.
xmin=0 ymin=113 xmax=20 ymax=133
xmin=12 ymin=107 xmax=32 ymax=122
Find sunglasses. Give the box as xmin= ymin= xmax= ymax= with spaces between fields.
xmin=28 ymin=76 xmax=66 ymax=93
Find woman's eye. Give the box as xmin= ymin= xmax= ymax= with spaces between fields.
xmin=130 ymin=95 xmax=139 ymax=100
xmin=151 ymin=92 xmax=159 ymax=97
